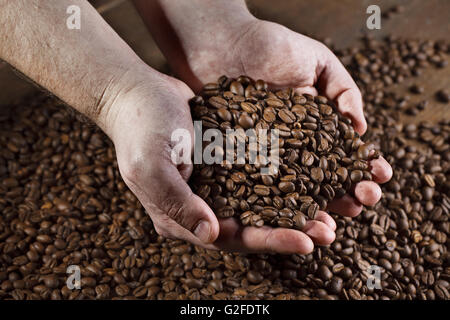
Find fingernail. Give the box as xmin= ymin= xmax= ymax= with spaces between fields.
xmin=194 ymin=220 xmax=211 ymax=243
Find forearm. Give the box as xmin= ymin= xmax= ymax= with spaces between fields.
xmin=0 ymin=0 xmax=154 ymax=134
xmin=133 ymin=0 xmax=256 ymax=87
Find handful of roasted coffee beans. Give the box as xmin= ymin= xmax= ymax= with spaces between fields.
xmin=190 ymin=75 xmax=379 ymax=230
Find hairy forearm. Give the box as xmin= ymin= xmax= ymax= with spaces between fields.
xmin=133 ymin=0 xmax=255 ymax=88
xmin=0 ymin=0 xmax=152 ymax=133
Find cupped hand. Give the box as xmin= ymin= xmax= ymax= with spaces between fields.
xmin=107 ymin=71 xmax=220 ymax=246
xmin=106 ymin=69 xmax=340 ymax=255
xmin=169 ymin=19 xmax=393 ymax=250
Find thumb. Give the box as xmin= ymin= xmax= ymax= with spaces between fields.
xmin=145 ymin=162 xmax=220 ymax=244
xmin=316 ymin=48 xmax=367 ymax=135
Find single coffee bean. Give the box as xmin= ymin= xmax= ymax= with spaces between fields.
xmin=317 ymin=265 xmax=333 ymax=281
xmin=293 ymin=213 xmax=306 ymax=230
xmin=307 ymin=203 xmax=319 ymax=220
xmin=217 ymin=206 xmax=234 ymax=218
xmin=261 ymin=207 xmax=278 ymax=218
xmin=238 ymin=112 xmax=254 ymax=129
xmin=217 ymin=108 xmax=232 ymax=121
xmin=410 ymin=84 xmax=424 ymax=94
xmin=277 ymin=217 xmax=293 ymax=228
xmin=350 ymin=170 xmax=363 ymax=183
xmin=310 ymin=167 xmax=324 ymax=183
xmin=278 ymin=109 xmax=296 ymax=123
xmin=208 ymin=96 xmax=228 ymax=108
xmin=247 ymin=271 xmax=263 ymax=284
xmin=254 ymin=185 xmax=270 ymax=196
xmin=436 ymin=89 xmax=449 ymax=102
xmin=230 ymin=81 xmax=244 ymax=96
xmin=250 ymin=215 xmax=264 ymax=227
xmin=240 ymin=102 xmax=257 ymax=113
xmin=115 ymin=284 xmax=130 ymax=297
xmin=278 ymin=181 xmax=295 ymax=193
xmin=301 ymin=150 xmax=315 ymax=166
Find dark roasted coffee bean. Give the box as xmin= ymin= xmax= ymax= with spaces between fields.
xmin=217 ymin=108 xmax=232 ymax=121
xmin=231 ymin=171 xmax=246 ymax=183
xmin=217 ymin=206 xmax=234 ymax=218
xmin=251 ymin=215 xmax=264 ymax=227
xmin=410 ymin=84 xmax=424 ymax=94
xmin=240 ymin=102 xmax=257 ymax=113
xmin=254 ymin=185 xmax=270 ymax=196
xmin=350 ymin=170 xmax=363 ymax=183
xmin=277 ymin=217 xmax=293 ymax=228
xmin=317 ymin=265 xmax=333 ymax=281
xmin=307 ymin=203 xmax=319 ymax=220
xmin=261 ymin=207 xmax=278 ymax=218
xmin=328 ymin=277 xmax=343 ymax=294
xmin=357 ymin=144 xmax=371 ymax=160
xmin=278 ymin=109 xmax=296 ymax=123
xmin=434 ymin=283 xmax=449 ymax=300
xmin=247 ymin=271 xmax=263 ymax=284
xmin=208 ymin=96 xmax=228 ymax=109
xmin=310 ymin=167 xmax=324 ymax=183
xmin=238 ymin=113 xmax=254 ymax=129
xmin=293 ymin=213 xmax=306 ymax=230
xmin=278 ymin=181 xmax=295 ymax=193
xmin=115 ymin=284 xmax=130 ymax=297
xmin=436 ymin=89 xmax=449 ymax=102
xmin=301 ymin=150 xmax=315 ymax=166
xmin=230 ymin=81 xmax=244 ymax=96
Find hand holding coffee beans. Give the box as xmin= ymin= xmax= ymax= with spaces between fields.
xmin=190 ymin=75 xmax=381 ymax=231
xmin=0 ymin=35 xmax=447 ymax=300
xmin=0 ymin=0 xmax=447 ymax=300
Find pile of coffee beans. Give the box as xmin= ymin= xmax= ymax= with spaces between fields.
xmin=0 ymin=35 xmax=448 ymax=300
xmin=189 ymin=76 xmax=378 ymax=229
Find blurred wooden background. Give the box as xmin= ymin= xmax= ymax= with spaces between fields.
xmin=1 ymin=0 xmax=449 ymax=124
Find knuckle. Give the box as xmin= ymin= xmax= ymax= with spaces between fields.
xmin=263 ymin=228 xmax=277 ymax=253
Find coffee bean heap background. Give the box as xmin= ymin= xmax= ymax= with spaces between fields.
xmin=189 ymin=76 xmax=378 ymax=230
xmin=0 ymin=36 xmax=448 ymax=300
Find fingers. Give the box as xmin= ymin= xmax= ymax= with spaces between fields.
xmin=327 ymin=184 xmax=381 ymax=217
xmin=214 ymin=215 xmax=335 ymax=253
xmin=327 ymin=194 xmax=363 ymax=217
xmin=214 ymin=218 xmax=314 ymax=254
xmin=140 ymin=163 xmax=220 ymax=244
xmin=316 ymin=45 xmax=367 ymax=135
xmin=314 ymin=211 xmax=336 ymax=231
xmin=302 ymin=220 xmax=336 ymax=245
xmin=354 ymin=181 xmax=382 ymax=207
xmin=370 ymin=156 xmax=393 ymax=183
xmin=352 ymin=155 xmax=391 ymax=206
xmin=327 ymin=179 xmax=383 ymax=216
xmin=334 ymin=88 xmax=367 ymax=135
xmin=294 ymin=86 xmax=318 ymax=96
xmin=327 ymin=155 xmax=392 ymax=216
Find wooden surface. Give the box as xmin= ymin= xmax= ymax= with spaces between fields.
xmin=1 ymin=0 xmax=449 ymax=123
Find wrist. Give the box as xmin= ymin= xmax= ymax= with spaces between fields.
xmin=94 ymin=62 xmax=163 ymax=140
xmin=174 ymin=14 xmax=260 ymax=90
xmin=180 ymin=11 xmax=257 ymax=59
xmin=135 ymin=0 xmax=258 ymax=88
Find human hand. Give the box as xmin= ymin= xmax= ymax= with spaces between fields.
xmin=102 ymin=70 xmax=222 ymax=247
xmin=157 ymin=18 xmax=393 ymax=250
xmin=105 ymin=68 xmax=342 ymax=254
